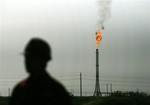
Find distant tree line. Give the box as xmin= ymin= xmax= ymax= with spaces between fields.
xmin=110 ymin=91 xmax=149 ymax=97
xmin=83 ymin=91 xmax=150 ymax=105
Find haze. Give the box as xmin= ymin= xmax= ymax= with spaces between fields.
xmin=0 ymin=0 xmax=150 ymax=96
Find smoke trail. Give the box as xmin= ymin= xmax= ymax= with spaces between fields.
xmin=97 ymin=0 xmax=112 ymax=30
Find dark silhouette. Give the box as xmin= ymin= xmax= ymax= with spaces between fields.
xmin=9 ymin=38 xmax=72 ymax=105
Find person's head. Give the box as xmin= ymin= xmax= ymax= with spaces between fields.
xmin=24 ymin=38 xmax=51 ymax=74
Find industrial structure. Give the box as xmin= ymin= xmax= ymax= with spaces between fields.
xmin=94 ymin=31 xmax=102 ymax=96
xmin=93 ymin=49 xmax=101 ymax=96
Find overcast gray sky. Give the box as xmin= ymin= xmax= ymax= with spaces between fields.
xmin=0 ymin=0 xmax=150 ymax=96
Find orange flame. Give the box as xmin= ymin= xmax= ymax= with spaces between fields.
xmin=96 ymin=31 xmax=102 ymax=48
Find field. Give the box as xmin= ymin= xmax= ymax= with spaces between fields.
xmin=0 ymin=92 xmax=150 ymax=105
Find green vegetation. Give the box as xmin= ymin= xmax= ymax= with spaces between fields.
xmin=0 ymin=91 xmax=150 ymax=105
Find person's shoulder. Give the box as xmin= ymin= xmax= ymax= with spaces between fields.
xmin=19 ymin=79 xmax=28 ymax=87
xmin=47 ymin=75 xmax=69 ymax=93
xmin=43 ymin=73 xmax=70 ymax=96
xmin=10 ymin=78 xmax=28 ymax=98
xmin=48 ymin=76 xmax=72 ymax=104
xmin=13 ymin=79 xmax=28 ymax=91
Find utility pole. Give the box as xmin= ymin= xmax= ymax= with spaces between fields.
xmin=110 ymin=84 xmax=112 ymax=94
xmin=8 ymin=88 xmax=11 ymax=97
xmin=80 ymin=73 xmax=82 ymax=98
xmin=106 ymin=83 xmax=108 ymax=96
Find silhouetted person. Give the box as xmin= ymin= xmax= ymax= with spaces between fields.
xmin=9 ymin=38 xmax=72 ymax=105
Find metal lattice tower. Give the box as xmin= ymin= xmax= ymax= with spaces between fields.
xmin=94 ymin=49 xmax=101 ymax=96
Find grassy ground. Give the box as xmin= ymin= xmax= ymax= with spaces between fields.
xmin=0 ymin=97 xmax=10 ymax=105
xmin=1 ymin=94 xmax=150 ymax=105
xmin=83 ymin=96 xmax=150 ymax=105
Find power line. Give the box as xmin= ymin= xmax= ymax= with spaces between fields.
xmin=1 ymin=73 xmax=150 ymax=84
xmin=82 ymin=74 xmax=150 ymax=80
xmin=1 ymin=73 xmax=150 ymax=80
